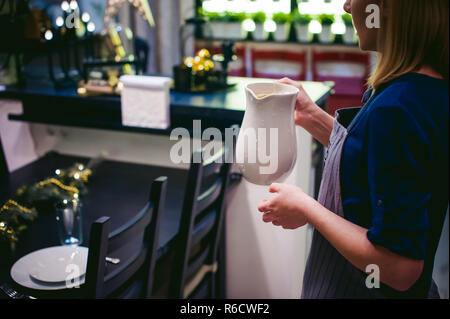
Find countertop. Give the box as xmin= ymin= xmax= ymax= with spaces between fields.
xmin=0 ymin=76 xmax=333 ymax=134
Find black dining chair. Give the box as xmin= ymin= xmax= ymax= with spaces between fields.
xmin=83 ymin=176 xmax=168 ymax=299
xmin=169 ymin=145 xmax=233 ymax=299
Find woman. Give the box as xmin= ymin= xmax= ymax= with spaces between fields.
xmin=258 ymin=0 xmax=449 ymax=298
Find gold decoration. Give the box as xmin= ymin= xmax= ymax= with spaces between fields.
xmin=183 ymin=49 xmax=215 ymax=72
xmin=1 ymin=200 xmax=34 ymax=215
xmin=37 ymin=178 xmax=80 ymax=195
xmin=183 ymin=56 xmax=195 ymax=68
xmin=0 ymin=221 xmax=18 ymax=247
xmin=107 ymin=70 xmax=120 ymax=88
xmin=0 ymin=200 xmax=38 ymax=250
xmin=197 ymin=49 xmax=211 ymax=59
xmin=66 ymin=165 xmax=93 ymax=183
xmin=103 ymin=0 xmax=155 ymax=31
xmin=1 ymin=158 xmax=101 ymax=250
xmin=107 ymin=25 xmax=133 ymax=74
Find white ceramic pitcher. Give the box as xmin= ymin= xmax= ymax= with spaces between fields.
xmin=236 ymin=82 xmax=299 ymax=185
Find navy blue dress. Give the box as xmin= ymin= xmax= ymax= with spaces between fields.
xmin=340 ymin=73 xmax=449 ymax=298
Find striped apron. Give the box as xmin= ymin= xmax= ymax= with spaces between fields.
xmin=301 ymin=114 xmax=386 ymax=299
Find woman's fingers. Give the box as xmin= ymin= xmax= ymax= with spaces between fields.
xmin=262 ymin=212 xmax=277 ymax=223
xmin=258 ymin=199 xmax=271 ymax=212
xmin=272 ymin=220 xmax=281 ymax=226
xmin=278 ymin=77 xmax=296 ymax=85
xmin=278 ymin=77 xmax=303 ymax=89
xmin=269 ymin=183 xmax=282 ymax=193
xmin=278 ymin=77 xmax=294 ymax=83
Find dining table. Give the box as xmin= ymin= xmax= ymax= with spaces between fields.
xmin=0 ymin=151 xmax=190 ymax=298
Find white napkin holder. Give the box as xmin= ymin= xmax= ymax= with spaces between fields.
xmin=120 ymin=75 xmax=171 ymax=129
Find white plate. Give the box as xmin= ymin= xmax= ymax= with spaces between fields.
xmin=11 ymin=246 xmax=88 ymax=290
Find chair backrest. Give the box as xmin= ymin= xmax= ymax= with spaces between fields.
xmin=169 ymin=145 xmax=232 ymax=299
xmin=312 ymin=50 xmax=371 ymax=96
xmin=84 ymin=176 xmax=168 ymax=299
xmin=251 ymin=49 xmax=307 ymax=81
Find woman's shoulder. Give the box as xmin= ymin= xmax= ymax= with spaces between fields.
xmin=373 ymin=73 xmax=449 ymax=112
xmin=358 ymin=73 xmax=449 ymax=158
xmin=367 ymin=73 xmax=449 ymax=128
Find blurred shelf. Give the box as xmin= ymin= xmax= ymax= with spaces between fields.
xmin=0 ymin=37 xmax=90 ymax=54
xmin=196 ymin=37 xmax=359 ymax=47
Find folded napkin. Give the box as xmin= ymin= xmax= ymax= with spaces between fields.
xmin=120 ymin=75 xmax=171 ymax=129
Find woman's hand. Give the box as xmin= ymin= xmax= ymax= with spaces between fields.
xmin=278 ymin=77 xmax=335 ymax=147
xmin=257 ymin=183 xmax=313 ymax=230
xmin=277 ymin=77 xmax=318 ymax=127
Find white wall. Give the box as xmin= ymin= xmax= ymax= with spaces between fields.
xmin=0 ymin=100 xmax=39 ymax=172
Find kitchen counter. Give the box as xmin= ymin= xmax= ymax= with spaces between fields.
xmin=0 ymin=77 xmax=332 ymax=135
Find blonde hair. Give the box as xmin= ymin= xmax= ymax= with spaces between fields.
xmin=368 ymin=0 xmax=449 ymax=90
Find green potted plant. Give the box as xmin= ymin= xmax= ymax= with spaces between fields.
xmin=200 ymin=10 xmax=225 ymax=38
xmin=272 ymin=12 xmax=291 ymax=42
xmin=251 ymin=11 xmax=267 ymax=40
xmin=293 ymin=10 xmax=312 ymax=42
xmin=342 ymin=13 xmax=355 ymax=44
xmin=318 ymin=14 xmax=335 ymax=43
xmin=200 ymin=9 xmax=223 ymax=22
xmin=222 ymin=11 xmax=247 ymax=40
xmin=201 ymin=10 xmax=247 ymax=39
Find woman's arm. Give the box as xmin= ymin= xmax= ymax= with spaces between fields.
xmin=258 ymin=183 xmax=424 ymax=292
xmin=278 ymin=78 xmax=334 ymax=147
xmin=304 ymin=195 xmax=424 ymax=292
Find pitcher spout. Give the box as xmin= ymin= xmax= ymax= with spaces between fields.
xmin=246 ymin=82 xmax=299 ymax=101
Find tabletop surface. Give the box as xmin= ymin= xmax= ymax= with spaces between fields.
xmin=170 ymin=77 xmax=333 ymax=111
xmin=0 ymin=152 xmax=188 ymax=293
